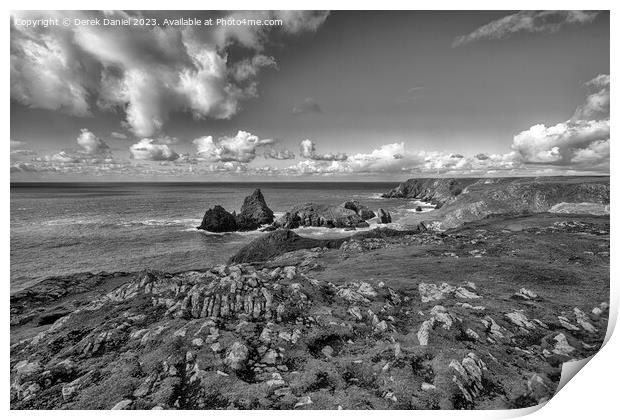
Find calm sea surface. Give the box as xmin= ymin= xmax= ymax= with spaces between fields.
xmin=10 ymin=182 xmax=433 ymax=292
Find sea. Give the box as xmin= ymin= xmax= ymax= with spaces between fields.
xmin=10 ymin=182 xmax=434 ymax=293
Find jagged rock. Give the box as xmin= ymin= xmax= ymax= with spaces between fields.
xmin=417 ymin=319 xmax=435 ymax=346
xmin=225 ymin=342 xmax=249 ymax=370
xmin=465 ymin=328 xmax=480 ymax=341
xmin=481 ymin=316 xmax=505 ymax=340
xmin=294 ymin=396 xmax=313 ymax=409
xmin=12 ymin=361 xmax=43 ymax=384
xmin=236 ymin=189 xmax=275 ymax=231
xmin=449 ymin=353 xmax=487 ymax=405
xmin=377 ymin=209 xmax=392 ymax=224
xmin=197 ymin=205 xmax=237 ymax=232
xmin=342 ymin=200 xmax=375 ymax=220
xmin=454 ymin=287 xmax=481 ymax=300
xmin=418 ymin=282 xmax=456 ymax=303
xmin=558 ymin=316 xmax=580 ymax=331
xmin=421 ymin=382 xmax=437 ymax=391
xmin=574 ymin=308 xmax=597 ymax=333
xmin=273 ymin=202 xmax=367 ymax=229
xmin=348 ymin=306 xmax=363 ymax=321
xmin=512 ymin=288 xmax=539 ymax=301
xmin=415 ymin=206 xmax=423 ymax=212
xmin=431 ymin=305 xmax=457 ymax=329
xmin=111 ymin=399 xmax=133 ymax=410
xmin=505 ymin=311 xmax=537 ymax=330
xmin=552 ymin=333 xmax=575 ymax=357
xmin=321 ymin=346 xmax=334 ymax=357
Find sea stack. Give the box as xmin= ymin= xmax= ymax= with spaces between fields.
xmin=378 ymin=209 xmax=392 ymax=224
xmin=236 ymin=189 xmax=275 ymax=231
xmin=198 ymin=189 xmax=275 ymax=233
xmin=198 ymin=205 xmax=237 ymax=232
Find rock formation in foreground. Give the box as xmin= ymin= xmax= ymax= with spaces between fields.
xmin=198 ymin=189 xmax=274 ymax=233
xmin=10 ymin=212 xmax=609 ymax=409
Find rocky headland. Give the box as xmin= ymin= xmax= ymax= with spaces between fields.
xmin=384 ymin=176 xmax=609 ymax=229
xmin=10 ymin=176 xmax=610 ymax=410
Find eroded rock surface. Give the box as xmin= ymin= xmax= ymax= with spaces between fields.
xmin=11 ymin=212 xmax=609 ymax=410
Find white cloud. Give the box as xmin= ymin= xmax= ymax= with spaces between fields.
xmin=77 ymin=129 xmax=110 ymax=154
xmin=512 ymin=120 xmax=610 ymax=164
xmin=511 ymin=74 xmax=610 ymax=169
xmin=193 ymin=130 xmax=274 ymax=163
xmin=129 ymin=138 xmax=179 ymax=161
xmin=10 ymin=27 xmax=92 ymax=116
xmin=453 ymin=11 xmax=599 ymax=47
xmin=287 ymin=141 xmax=519 ymax=175
xmin=11 ymin=10 xmax=329 ymax=137
xmin=300 ymin=139 xmax=347 ymax=161
xmin=110 ymin=131 xmax=128 ymax=140
xmin=264 ymin=149 xmax=296 ymax=160
xmin=231 ymin=55 xmax=277 ymax=82
xmin=572 ymin=74 xmax=610 ymax=121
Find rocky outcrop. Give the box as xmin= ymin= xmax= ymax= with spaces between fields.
xmin=229 ymin=229 xmax=345 ymax=263
xmin=341 ymin=201 xmax=375 ymax=220
xmin=198 ymin=189 xmax=275 ymax=233
xmin=236 ymin=189 xmax=275 ymax=231
xmin=197 ymin=205 xmax=237 ymax=232
xmin=231 ymin=227 xmax=423 ymax=264
xmin=273 ymin=203 xmax=368 ymax=229
xmin=378 ymin=209 xmax=392 ymax=224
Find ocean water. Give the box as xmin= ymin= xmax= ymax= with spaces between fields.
xmin=10 ymin=182 xmax=434 ymax=292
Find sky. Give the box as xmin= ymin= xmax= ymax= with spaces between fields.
xmin=10 ymin=10 xmax=610 ymax=181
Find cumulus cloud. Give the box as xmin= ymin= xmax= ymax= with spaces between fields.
xmin=512 ymin=120 xmax=610 ymax=164
xmin=287 ymin=141 xmax=519 ymax=176
xmin=231 ymin=55 xmax=277 ymax=82
xmin=10 ymin=10 xmax=329 ymax=137
xmin=130 ymin=138 xmax=179 ymax=161
xmin=193 ymin=130 xmax=274 ymax=163
xmin=264 ymin=149 xmax=296 ymax=160
xmin=300 ymin=139 xmax=347 ymax=161
xmin=572 ymin=74 xmax=610 ymax=121
xmin=77 ymin=129 xmax=110 ymax=154
xmin=110 ymin=131 xmax=128 ymax=140
xmin=511 ymin=74 xmax=609 ymax=169
xmin=292 ymin=98 xmax=322 ymax=115
xmin=453 ymin=11 xmax=599 ymax=47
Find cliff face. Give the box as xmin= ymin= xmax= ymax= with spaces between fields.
xmin=381 ymin=178 xmax=481 ymax=207
xmin=383 ymin=177 xmax=610 ymax=229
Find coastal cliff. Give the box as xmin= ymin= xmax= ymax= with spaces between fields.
xmin=384 ymin=176 xmax=610 ymax=229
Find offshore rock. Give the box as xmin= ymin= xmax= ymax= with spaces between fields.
xmin=236 ymin=189 xmax=275 ymax=231
xmin=198 ymin=205 xmax=237 ymax=233
xmin=273 ymin=202 xmax=366 ymax=229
